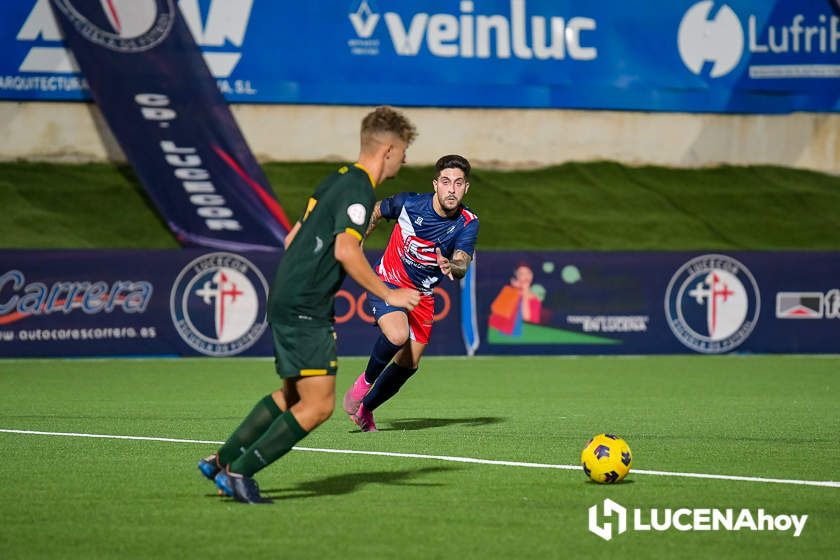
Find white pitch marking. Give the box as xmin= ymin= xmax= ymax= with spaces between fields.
xmin=0 ymin=428 xmax=222 ymax=445
xmin=1 ymin=428 xmax=838 ymax=489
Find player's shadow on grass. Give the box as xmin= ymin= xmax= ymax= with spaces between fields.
xmin=376 ymin=416 xmax=505 ymax=432
xmin=261 ymin=466 xmax=454 ymax=501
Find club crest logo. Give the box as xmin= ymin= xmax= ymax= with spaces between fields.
xmin=52 ymin=0 xmax=176 ymax=53
xmin=665 ymin=254 xmax=760 ymax=354
xmin=347 ymin=203 xmax=367 ymax=226
xmin=170 ymin=252 xmax=268 ymax=356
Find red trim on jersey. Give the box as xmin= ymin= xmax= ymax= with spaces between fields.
xmin=461 ymin=208 xmax=477 ymax=225
xmin=377 ymin=222 xmax=415 ymax=288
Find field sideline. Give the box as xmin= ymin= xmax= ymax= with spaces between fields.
xmin=1 ymin=355 xmax=838 ymax=559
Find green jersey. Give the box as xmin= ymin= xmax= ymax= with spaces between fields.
xmin=268 ymin=164 xmax=375 ymax=326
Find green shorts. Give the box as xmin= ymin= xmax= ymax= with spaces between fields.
xmin=270 ymin=322 xmax=338 ymax=379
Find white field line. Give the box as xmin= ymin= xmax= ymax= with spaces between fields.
xmin=2 ymin=428 xmax=839 ymax=489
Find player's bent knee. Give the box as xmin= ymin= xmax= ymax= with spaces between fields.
xmin=319 ymin=399 xmax=335 ymax=419
xmin=384 ymin=330 xmax=409 ymax=347
xmin=312 ymin=397 xmax=335 ymax=423
xmin=293 ymin=399 xmax=334 ymax=429
xmin=304 ymin=406 xmax=332 ymax=427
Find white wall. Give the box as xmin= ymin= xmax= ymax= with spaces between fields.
xmin=1 ymin=101 xmax=837 ymax=173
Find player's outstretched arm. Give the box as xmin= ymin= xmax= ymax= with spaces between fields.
xmin=436 ymin=248 xmax=472 ymax=280
xmin=449 ymin=250 xmax=472 ymax=279
xmin=364 ymin=201 xmax=384 ymax=238
xmin=335 ymin=232 xmax=420 ymax=310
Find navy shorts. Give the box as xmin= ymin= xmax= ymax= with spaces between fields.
xmin=365 ymin=283 xmax=435 ymax=344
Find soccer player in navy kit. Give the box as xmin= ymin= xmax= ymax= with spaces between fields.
xmin=343 ymin=155 xmax=478 ymax=431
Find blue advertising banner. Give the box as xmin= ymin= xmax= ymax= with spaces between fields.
xmin=2 ymin=0 xmax=839 ymax=112
xmin=47 ymin=0 xmax=290 ymax=252
xmin=473 ymin=252 xmax=840 ymax=355
xmin=0 ymin=250 xmax=465 ymax=358
xmin=2 ymin=249 xmax=838 ymax=358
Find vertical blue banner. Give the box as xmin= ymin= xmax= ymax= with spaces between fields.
xmin=49 ymin=0 xmax=290 ymax=251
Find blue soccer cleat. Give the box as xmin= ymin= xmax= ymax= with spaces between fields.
xmin=197 ymin=453 xmax=222 ymax=481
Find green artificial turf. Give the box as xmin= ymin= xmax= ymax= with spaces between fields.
xmin=2 ymin=161 xmax=839 ymax=250
xmin=0 ymin=162 xmax=178 ymax=249
xmin=1 ymin=355 xmax=837 ymax=559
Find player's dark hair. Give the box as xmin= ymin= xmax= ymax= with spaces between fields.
xmin=434 ymin=154 xmax=471 ymax=180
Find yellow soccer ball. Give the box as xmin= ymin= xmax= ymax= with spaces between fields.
xmin=581 ymin=434 xmax=632 ymax=484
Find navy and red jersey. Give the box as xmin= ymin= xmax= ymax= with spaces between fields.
xmin=375 ymin=192 xmax=479 ymax=295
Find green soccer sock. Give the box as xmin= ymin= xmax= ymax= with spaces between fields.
xmin=228 ymin=410 xmax=308 ymax=478
xmin=217 ymin=395 xmax=282 ymax=466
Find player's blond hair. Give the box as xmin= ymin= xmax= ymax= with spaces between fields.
xmin=360 ymin=106 xmax=417 ymax=150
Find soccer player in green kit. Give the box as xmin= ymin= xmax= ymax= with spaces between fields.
xmin=198 ymin=107 xmax=420 ymax=503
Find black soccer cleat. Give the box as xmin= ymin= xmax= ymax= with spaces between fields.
xmin=230 ymin=473 xmax=266 ymax=504
xmin=215 ymin=468 xmax=269 ymax=504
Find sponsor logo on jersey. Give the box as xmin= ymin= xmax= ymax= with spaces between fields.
xmin=402 ymin=235 xmax=437 ymax=267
